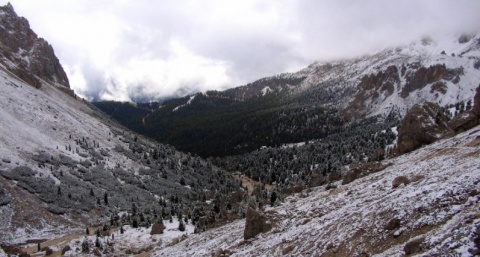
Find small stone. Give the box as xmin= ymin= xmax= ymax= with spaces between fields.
xmin=386 ymin=218 xmax=401 ymax=230
xmin=404 ymin=237 xmax=424 ymax=255
xmin=392 ymin=176 xmax=410 ymax=188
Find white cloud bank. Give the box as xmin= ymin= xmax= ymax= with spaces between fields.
xmin=5 ymin=0 xmax=480 ymax=101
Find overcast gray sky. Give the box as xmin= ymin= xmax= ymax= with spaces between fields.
xmin=4 ymin=0 xmax=480 ymax=101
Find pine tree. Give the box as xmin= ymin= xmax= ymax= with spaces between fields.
xmin=213 ymin=204 xmax=220 ymax=214
xmin=95 ymin=237 xmax=101 ymax=248
xmin=81 ymin=238 xmax=89 ymax=253
xmin=131 ymin=203 xmax=137 ymax=216
xmin=104 ymin=192 xmax=109 ymax=205
xmin=178 ymin=220 xmax=186 ymax=232
xmin=270 ymin=191 xmax=277 ymax=207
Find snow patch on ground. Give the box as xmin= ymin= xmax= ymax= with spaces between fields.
xmin=261 ymin=86 xmax=271 ymax=96
xmin=62 ymin=219 xmax=194 ymax=256
xmin=173 ymin=95 xmax=196 ymax=112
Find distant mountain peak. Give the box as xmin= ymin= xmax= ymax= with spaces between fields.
xmin=0 ymin=2 xmax=70 ymax=89
xmin=4 ymin=2 xmax=14 ymax=12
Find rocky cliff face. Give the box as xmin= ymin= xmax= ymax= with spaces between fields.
xmin=396 ymin=102 xmax=454 ymax=154
xmin=0 ymin=3 xmax=69 ymax=88
xmin=396 ymin=84 xmax=480 ymax=154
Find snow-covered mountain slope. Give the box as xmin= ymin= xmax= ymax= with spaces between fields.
xmin=292 ymin=35 xmax=480 ymax=119
xmin=201 ymin=34 xmax=480 ymax=118
xmin=0 ymin=62 xmax=240 ymax=245
xmin=0 ymin=66 xmax=107 ymax=169
xmin=0 ymin=64 xmax=139 ymax=242
xmin=151 ymin=125 xmax=480 ymax=257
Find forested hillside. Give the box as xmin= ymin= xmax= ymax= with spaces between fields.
xmin=94 ymin=34 xmax=480 ymax=159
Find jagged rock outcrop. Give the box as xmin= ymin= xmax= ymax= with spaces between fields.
xmin=0 ymin=3 xmax=69 ymax=88
xmin=401 ymin=64 xmax=463 ymax=98
xmin=359 ymin=65 xmax=399 ymax=96
xmin=343 ymin=65 xmax=400 ymax=120
xmin=150 ymin=223 xmax=165 ymax=235
xmin=397 ymin=102 xmax=454 ymax=154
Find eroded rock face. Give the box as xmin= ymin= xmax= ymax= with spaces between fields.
xmin=244 ymin=208 xmax=272 ymax=240
xmin=401 ymin=64 xmax=463 ymax=98
xmin=343 ymin=65 xmax=399 ymax=120
xmin=0 ymin=3 xmax=69 ymax=88
xmin=358 ymin=65 xmax=399 ymax=95
xmin=397 ymin=102 xmax=454 ymax=154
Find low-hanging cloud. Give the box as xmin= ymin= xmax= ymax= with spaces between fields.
xmin=6 ymin=0 xmax=480 ymax=101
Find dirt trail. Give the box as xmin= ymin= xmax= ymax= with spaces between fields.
xmin=135 ymin=251 xmax=151 ymax=257
xmin=211 ymin=164 xmax=275 ymax=195
xmin=23 ymin=232 xmax=82 ymax=256
xmin=232 ymin=174 xmax=275 ymax=195
xmin=21 ymin=226 xmax=116 ymax=256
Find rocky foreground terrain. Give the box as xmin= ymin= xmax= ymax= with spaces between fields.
xmin=151 ymin=125 xmax=480 ymax=257
xmin=3 ymin=122 xmax=477 ymax=256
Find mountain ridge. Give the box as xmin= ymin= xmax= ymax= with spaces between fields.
xmin=0 ymin=2 xmax=70 ymax=89
xmin=94 ymin=33 xmax=480 ymax=158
